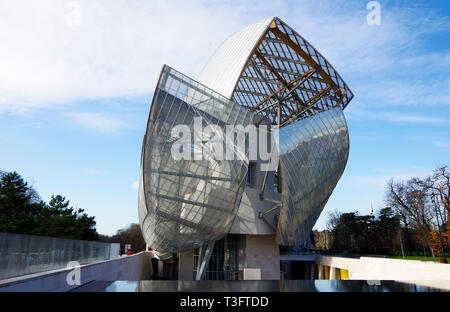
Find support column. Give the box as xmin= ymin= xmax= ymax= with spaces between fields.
xmin=330 ymin=267 xmax=336 ymax=280
xmin=310 ymin=262 xmax=315 ymax=280
xmin=178 ymin=250 xmax=194 ymax=280
xmin=336 ymin=268 xmax=341 ymax=280
xmin=195 ymin=241 xmax=215 ymax=280
xmin=318 ymin=264 xmax=323 ymax=280
xmin=305 ymin=262 xmax=310 ymax=280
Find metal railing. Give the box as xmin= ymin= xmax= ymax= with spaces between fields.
xmin=0 ymin=232 xmax=120 ymax=280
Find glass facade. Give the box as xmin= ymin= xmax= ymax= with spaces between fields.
xmin=138 ymin=66 xmax=254 ymax=258
xmin=193 ymin=234 xmax=243 ymax=280
xmin=0 ymin=232 xmax=118 ymax=280
xmin=276 ymin=107 xmax=349 ymax=246
xmin=139 ymin=17 xmax=354 ymax=259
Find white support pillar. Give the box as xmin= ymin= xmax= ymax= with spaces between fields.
xmin=195 ymin=241 xmax=215 ymax=280
xmin=318 ymin=264 xmax=323 ymax=280
xmin=329 ymin=267 xmax=336 ymax=280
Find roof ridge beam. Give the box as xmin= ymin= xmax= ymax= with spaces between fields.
xmin=280 ymin=85 xmax=332 ymax=125
xmin=269 ymin=23 xmax=342 ymax=97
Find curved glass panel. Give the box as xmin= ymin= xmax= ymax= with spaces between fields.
xmin=139 ymin=17 xmax=355 ymax=256
xmin=139 ymin=66 xmax=254 ymax=257
xmin=275 ymin=107 xmax=349 ymax=246
xmin=231 ymin=17 xmax=354 ymax=126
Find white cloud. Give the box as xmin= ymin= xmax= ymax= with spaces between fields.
xmin=341 ymin=167 xmax=432 ymax=188
xmin=346 ymin=108 xmax=450 ymax=125
xmin=81 ymin=167 xmax=104 ymax=175
xmin=380 ymin=113 xmax=450 ymax=124
xmin=131 ymin=181 xmax=139 ymax=189
xmin=355 ymin=77 xmax=450 ymax=108
xmin=65 ymin=112 xmax=128 ymax=134
xmin=1 ymin=0 xmax=448 ymax=114
xmin=434 ymin=141 xmax=450 ymax=148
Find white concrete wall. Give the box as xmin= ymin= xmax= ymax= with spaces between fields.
xmin=230 ymin=188 xmax=280 ymax=234
xmin=243 ymin=268 xmax=261 ymax=280
xmin=245 ymin=234 xmax=280 ymax=280
xmin=178 ymin=250 xmax=194 ymax=280
xmin=315 ymin=255 xmax=450 ymax=285
xmin=230 ymin=118 xmax=282 ymax=236
xmin=0 ymin=251 xmax=153 ymax=292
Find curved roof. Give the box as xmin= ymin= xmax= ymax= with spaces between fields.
xmin=197 ymin=17 xmax=274 ymax=98
xmin=198 ymin=17 xmax=353 ymax=126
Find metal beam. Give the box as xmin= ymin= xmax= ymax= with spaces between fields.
xmin=259 ymin=203 xmax=282 ymax=218
xmin=146 ymin=169 xmax=233 ymax=182
xmin=254 ymin=100 xmax=279 ymax=114
xmin=281 ymin=69 xmax=317 ymax=111
xmin=196 ymin=241 xmax=215 ymax=280
xmin=249 ymin=63 xmax=331 ymax=89
xmin=251 ymin=68 xmax=315 ymax=113
xmin=240 ymin=72 xmax=336 ymax=101
xmin=281 ymin=86 xmax=332 ymax=126
xmin=257 ymin=52 xmax=310 ymax=67
xmin=334 ymin=89 xmax=347 ymax=107
xmin=234 ymin=88 xmax=315 ymax=106
xmin=240 ymin=75 xmax=281 ymax=85
xmin=269 ymin=24 xmax=342 ymax=97
xmin=259 ymin=155 xmax=274 ymax=200
xmin=255 ymin=54 xmax=306 ymax=113
xmin=249 ymin=57 xmax=292 ymax=121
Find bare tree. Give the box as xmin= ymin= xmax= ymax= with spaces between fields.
xmin=386 ymin=178 xmax=435 ymax=256
xmin=26 ymin=182 xmax=42 ymax=204
xmin=326 ymin=210 xmax=342 ymax=232
xmin=430 ymin=166 xmax=449 ymax=225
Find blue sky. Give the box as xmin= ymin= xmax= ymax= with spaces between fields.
xmin=0 ymin=0 xmax=449 ymax=235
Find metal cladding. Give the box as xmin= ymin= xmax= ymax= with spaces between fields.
xmin=139 ymin=66 xmax=254 ymax=258
xmin=139 ymin=17 xmax=354 ymax=256
xmin=276 ymin=107 xmax=349 ymax=246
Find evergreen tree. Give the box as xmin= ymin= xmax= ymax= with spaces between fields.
xmin=0 ymin=171 xmax=98 ymax=240
xmin=0 ymin=172 xmax=39 ymax=233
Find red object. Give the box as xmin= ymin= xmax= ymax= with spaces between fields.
xmin=440 ymin=258 xmax=448 ymax=264
xmin=147 ymin=246 xmax=152 ymax=251
xmin=127 ymin=250 xmax=133 ymax=255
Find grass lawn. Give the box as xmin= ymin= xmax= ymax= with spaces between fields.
xmin=387 ymin=256 xmax=449 ymax=262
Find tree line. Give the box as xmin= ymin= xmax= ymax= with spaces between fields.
xmin=98 ymin=223 xmax=146 ymax=254
xmin=313 ymin=165 xmax=449 ymax=258
xmin=0 ymin=171 xmax=98 ymax=240
xmin=0 ymin=170 xmax=146 ymax=253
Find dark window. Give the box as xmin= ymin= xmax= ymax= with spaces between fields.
xmin=246 ymin=162 xmax=256 ymax=187
xmin=274 ymin=168 xmax=281 ymax=193
xmin=193 ymin=234 xmax=243 ymax=280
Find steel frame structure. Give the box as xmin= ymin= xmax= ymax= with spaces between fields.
xmin=138 ymin=17 xmax=354 ymax=266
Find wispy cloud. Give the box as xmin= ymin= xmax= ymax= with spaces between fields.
xmin=0 ymin=0 xmax=449 ymax=114
xmin=65 ymin=112 xmax=128 ymax=134
xmin=131 ymin=181 xmax=139 ymax=189
xmin=341 ymin=167 xmax=433 ymax=188
xmin=434 ymin=141 xmax=450 ymax=148
xmin=13 ymin=121 xmax=44 ymax=129
xmin=355 ymin=78 xmax=450 ymax=108
xmin=81 ymin=167 xmax=104 ymax=175
xmin=347 ymin=108 xmax=450 ymax=125
xmin=379 ymin=113 xmax=450 ymax=124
